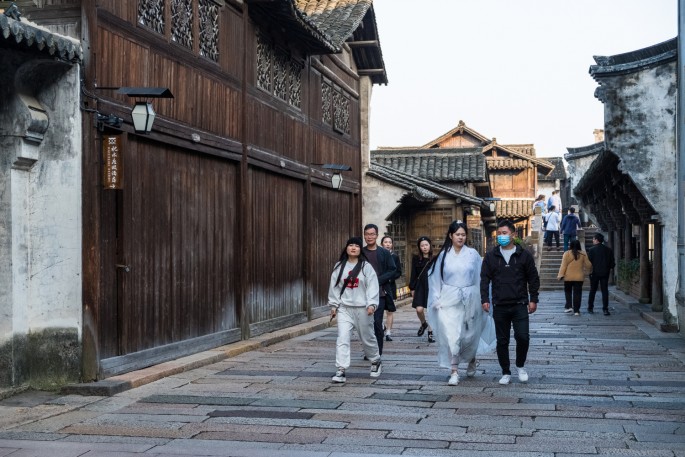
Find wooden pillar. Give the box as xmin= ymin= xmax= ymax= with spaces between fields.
xmin=639 ymin=223 xmax=650 ymax=303
xmin=608 ymin=230 xmax=617 ymax=285
xmin=624 ymin=220 xmax=633 ymax=260
xmin=651 ymin=224 xmax=663 ymax=311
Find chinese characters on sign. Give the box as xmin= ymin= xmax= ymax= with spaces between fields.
xmin=103 ymin=135 xmax=123 ymax=189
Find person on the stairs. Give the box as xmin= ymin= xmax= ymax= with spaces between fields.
xmin=544 ymin=207 xmax=561 ymax=251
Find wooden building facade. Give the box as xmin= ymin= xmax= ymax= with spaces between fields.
xmin=421 ymin=121 xmax=554 ymax=240
xmin=3 ymin=0 xmax=387 ymax=383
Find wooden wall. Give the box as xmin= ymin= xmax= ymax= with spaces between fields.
xmin=83 ymin=0 xmax=363 ymax=377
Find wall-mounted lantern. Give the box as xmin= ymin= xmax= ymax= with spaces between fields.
xmin=316 ymin=163 xmax=352 ymax=190
xmin=94 ymin=86 xmax=173 ymax=134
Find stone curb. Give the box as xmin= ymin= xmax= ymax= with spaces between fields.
xmin=62 ymin=298 xmax=413 ymax=396
xmin=609 ymin=286 xmax=678 ymax=332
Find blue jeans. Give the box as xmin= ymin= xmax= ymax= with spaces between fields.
xmin=493 ymin=303 xmax=530 ymax=375
xmin=563 ymin=234 xmax=577 ymax=251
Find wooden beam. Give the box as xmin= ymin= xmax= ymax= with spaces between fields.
xmin=357 ymin=69 xmax=386 ymax=75
xmin=348 ymin=40 xmax=379 ymax=48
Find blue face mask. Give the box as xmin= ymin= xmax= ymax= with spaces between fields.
xmin=497 ymin=235 xmax=511 ymax=247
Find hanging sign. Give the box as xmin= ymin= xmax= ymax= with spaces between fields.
xmin=467 ymin=214 xmax=481 ymax=229
xmin=102 ymin=134 xmax=123 ymax=189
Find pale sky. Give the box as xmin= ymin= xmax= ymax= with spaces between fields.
xmin=369 ymin=0 xmax=678 ymax=158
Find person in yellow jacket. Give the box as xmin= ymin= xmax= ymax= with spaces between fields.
xmin=557 ymin=239 xmax=593 ymax=316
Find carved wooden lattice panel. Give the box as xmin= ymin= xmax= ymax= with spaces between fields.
xmin=171 ymin=0 xmax=193 ymax=49
xmin=333 ymin=91 xmax=350 ymax=134
xmin=199 ymin=0 xmax=219 ymax=62
xmin=273 ymin=50 xmax=288 ymax=101
xmin=138 ymin=0 xmax=165 ymax=34
xmin=288 ymin=61 xmax=302 ymax=109
xmin=256 ymin=33 xmax=272 ymax=92
xmin=321 ymin=81 xmax=332 ymax=125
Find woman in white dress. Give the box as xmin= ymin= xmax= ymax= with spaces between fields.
xmin=427 ymin=221 xmax=495 ymax=385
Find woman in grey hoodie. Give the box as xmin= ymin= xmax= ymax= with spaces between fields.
xmin=329 ymin=237 xmax=382 ymax=383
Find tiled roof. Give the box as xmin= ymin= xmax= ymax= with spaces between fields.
xmin=495 ymin=199 xmax=534 ymax=219
xmin=0 ymin=12 xmax=82 ymax=62
xmin=370 ymin=148 xmax=487 ymax=182
xmin=366 ymin=163 xmax=483 ymax=206
xmin=565 ymin=142 xmax=604 ymax=160
xmin=486 ymin=157 xmax=531 ymax=170
xmin=504 ymin=144 xmax=536 ymax=157
xmin=590 ymin=37 xmax=676 ymax=78
xmin=248 ymin=0 xmax=370 ymax=53
xmin=538 ymin=157 xmax=567 ymax=181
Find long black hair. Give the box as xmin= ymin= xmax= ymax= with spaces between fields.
xmin=430 ymin=220 xmax=468 ymax=279
xmin=333 ymin=239 xmax=369 ymax=296
xmin=569 ymin=239 xmax=582 ymax=261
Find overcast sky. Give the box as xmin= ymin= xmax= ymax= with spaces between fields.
xmin=369 ymin=0 xmax=677 ymax=158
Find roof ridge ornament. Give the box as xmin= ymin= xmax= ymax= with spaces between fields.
xmin=4 ymin=2 xmax=22 ymax=20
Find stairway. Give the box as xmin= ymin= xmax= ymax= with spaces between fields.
xmin=539 ymin=247 xmax=564 ymax=291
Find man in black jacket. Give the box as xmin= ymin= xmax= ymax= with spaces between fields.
xmin=481 ymin=220 xmax=540 ymax=385
xmin=363 ymin=224 xmax=397 ymax=356
xmin=587 ymin=233 xmax=615 ymax=316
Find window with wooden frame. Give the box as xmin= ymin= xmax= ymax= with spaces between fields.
xmin=255 ymin=32 xmax=303 ymax=110
xmin=137 ymin=0 xmax=222 ymax=63
xmin=321 ymin=79 xmax=350 ymax=135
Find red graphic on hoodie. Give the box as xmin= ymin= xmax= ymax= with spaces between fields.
xmin=345 ymin=270 xmax=360 ymax=289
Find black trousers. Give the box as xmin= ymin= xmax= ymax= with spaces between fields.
xmin=373 ymin=297 xmax=386 ymax=355
xmin=545 ymin=231 xmax=560 ymax=248
xmin=588 ymin=275 xmax=609 ymax=311
xmin=493 ymin=303 xmax=530 ymax=375
xmin=564 ymin=281 xmax=583 ymax=312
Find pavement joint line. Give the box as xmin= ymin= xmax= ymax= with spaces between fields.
xmin=61 ymin=299 xmax=413 ymax=397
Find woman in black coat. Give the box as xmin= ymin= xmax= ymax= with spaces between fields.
xmin=380 ymin=236 xmax=402 ymax=341
xmin=409 ymin=236 xmax=435 ymax=343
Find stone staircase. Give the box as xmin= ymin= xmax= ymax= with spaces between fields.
xmin=539 ymin=248 xmax=564 ymax=291
xmin=538 ymin=227 xmax=599 ymax=291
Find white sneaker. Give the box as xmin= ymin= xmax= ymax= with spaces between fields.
xmin=331 ymin=369 xmax=346 ymax=383
xmin=499 ymin=374 xmax=511 ymax=385
xmin=466 ymin=360 xmax=477 ymax=377
xmin=370 ymin=361 xmax=382 ymax=378
xmin=517 ymin=367 xmax=529 ymax=383
xmin=564 ymin=308 xmax=573 ymax=313
xmin=448 ymin=372 xmax=459 ymax=386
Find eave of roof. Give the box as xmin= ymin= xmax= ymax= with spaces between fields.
xmin=347 ymin=4 xmax=387 ymax=85
xmin=565 ymin=142 xmax=605 ymax=161
xmin=590 ymin=37 xmax=677 ymax=79
xmin=366 ymin=163 xmax=484 ymax=206
xmin=0 ymin=12 xmax=82 ymax=62
xmin=371 ymin=148 xmax=487 ymax=182
xmin=483 ymin=142 xmax=554 ymax=173
xmin=538 ymin=157 xmax=566 ymax=181
xmin=422 ymin=120 xmax=491 ymax=149
xmin=494 ymin=199 xmax=534 ymax=219
xmin=573 ymin=149 xmax=619 ymax=195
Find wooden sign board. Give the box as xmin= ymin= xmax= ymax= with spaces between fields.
xmin=102 ymin=134 xmax=123 ymax=189
xmin=467 ymin=214 xmax=481 ymax=229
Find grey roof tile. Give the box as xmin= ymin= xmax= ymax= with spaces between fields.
xmin=370 ymin=148 xmax=487 ymax=183
xmin=0 ymin=13 xmax=82 ymax=62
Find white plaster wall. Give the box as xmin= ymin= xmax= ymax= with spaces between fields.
xmin=1 ymin=64 xmax=82 ymax=342
xmin=362 ymin=177 xmax=406 ymax=235
xmin=603 ymin=62 xmax=677 ymax=320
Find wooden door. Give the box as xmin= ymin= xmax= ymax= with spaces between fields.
xmin=100 ymin=138 xmax=240 ymax=376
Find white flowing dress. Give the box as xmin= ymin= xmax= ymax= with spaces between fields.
xmin=426 ymin=246 xmax=496 ymax=369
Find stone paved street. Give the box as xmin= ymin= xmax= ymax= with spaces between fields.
xmin=1 ymin=290 xmax=684 ymax=457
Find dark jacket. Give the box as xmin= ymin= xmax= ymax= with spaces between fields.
xmin=560 ymin=214 xmax=581 ymax=236
xmin=587 ymin=243 xmax=615 ymax=277
xmin=363 ymin=245 xmax=398 ymax=299
xmin=480 ymin=244 xmax=540 ymax=305
xmin=388 ymin=252 xmax=402 ymax=300
xmin=409 ymin=255 xmax=432 ymax=308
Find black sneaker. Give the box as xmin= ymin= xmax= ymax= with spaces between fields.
xmin=588 ymin=309 xmax=594 ymax=314
xmin=385 ymin=334 xmax=393 ymax=342
xmin=603 ymin=310 xmax=611 ymax=316
xmin=417 ymin=322 xmax=428 ymax=336
xmin=427 ymin=331 xmax=436 ymax=343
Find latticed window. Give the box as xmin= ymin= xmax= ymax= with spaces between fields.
xmin=256 ymin=32 xmax=303 ymax=110
xmin=138 ymin=0 xmax=221 ymax=63
xmin=322 ymin=80 xmax=350 ymax=135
